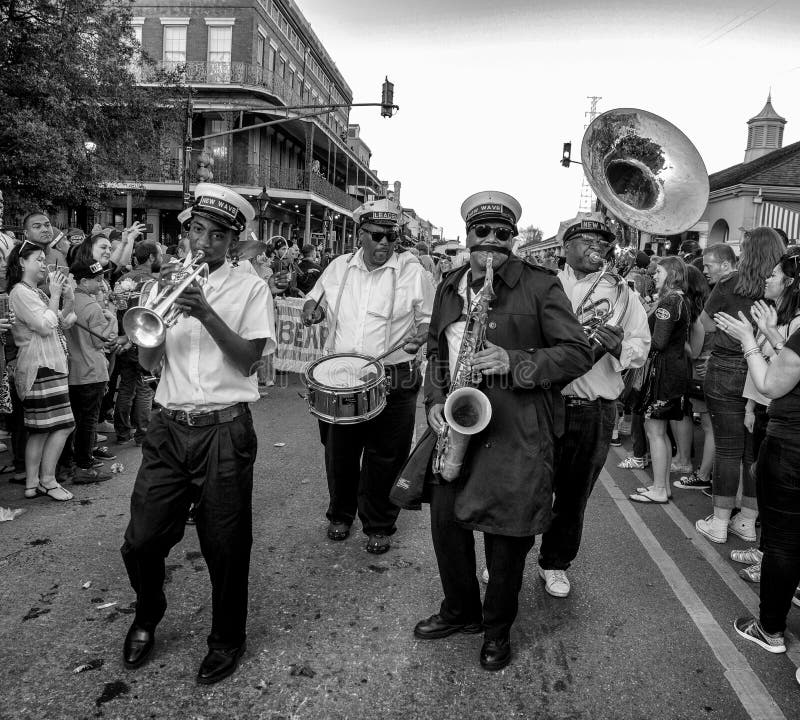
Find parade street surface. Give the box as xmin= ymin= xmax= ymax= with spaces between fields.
xmin=1 ymin=373 xmax=798 ymax=720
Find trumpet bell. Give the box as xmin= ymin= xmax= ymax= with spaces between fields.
xmin=123 ymin=306 xmax=166 ymax=349
xmin=444 ymin=387 xmax=492 ymax=436
xmin=581 ymin=108 xmax=709 ymax=236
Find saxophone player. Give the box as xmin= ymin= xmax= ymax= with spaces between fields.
xmin=537 ymin=215 xmax=650 ymax=598
xmin=415 ymin=191 xmax=593 ymax=671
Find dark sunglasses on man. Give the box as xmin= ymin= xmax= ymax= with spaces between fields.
xmin=359 ymin=227 xmax=399 ymax=244
xmin=470 ymin=224 xmax=515 ymax=242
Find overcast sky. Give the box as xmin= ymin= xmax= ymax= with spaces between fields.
xmin=298 ymin=0 xmax=800 ymax=240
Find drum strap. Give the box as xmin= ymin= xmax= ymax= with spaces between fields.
xmin=324 ymin=254 xmax=398 ymax=357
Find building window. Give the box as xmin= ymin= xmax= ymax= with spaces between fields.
xmin=206 ymin=119 xmax=228 ymax=162
xmin=256 ymin=31 xmax=266 ymax=68
xmin=277 ymin=54 xmax=286 ymax=79
xmin=162 ymin=25 xmax=187 ymax=64
xmin=268 ymin=43 xmax=277 ymax=73
xmin=207 ymin=25 xmax=232 ymax=64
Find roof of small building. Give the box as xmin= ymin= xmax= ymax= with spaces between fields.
xmin=748 ymin=95 xmax=787 ymax=124
xmin=709 ymin=140 xmax=800 ymax=191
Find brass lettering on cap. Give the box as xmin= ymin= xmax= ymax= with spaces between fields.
xmin=466 ymin=203 xmax=513 ymax=222
xmin=197 ymin=195 xmax=237 ymax=220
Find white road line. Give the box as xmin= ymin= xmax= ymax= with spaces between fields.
xmin=599 ymin=468 xmax=787 ymax=720
xmin=610 ymin=445 xmax=800 ymax=669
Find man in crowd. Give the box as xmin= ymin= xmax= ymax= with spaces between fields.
xmin=415 ymin=191 xmax=593 ymax=671
xmin=112 ymin=242 xmax=162 ymax=445
xmin=537 ymin=216 xmax=650 ymax=598
xmin=301 ymin=198 xmax=434 ymax=555
xmin=21 ymin=211 xmax=68 ymax=277
xmin=702 ymin=243 xmax=736 ymax=287
xmin=120 ymin=182 xmax=274 ymax=685
xmin=296 ymin=244 xmax=322 ymax=295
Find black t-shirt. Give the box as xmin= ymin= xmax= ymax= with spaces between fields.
xmin=766 ymin=327 xmax=800 ymax=440
xmin=703 ymin=273 xmax=756 ymax=358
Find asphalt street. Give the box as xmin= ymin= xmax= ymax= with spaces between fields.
xmin=1 ymin=372 xmax=799 ymax=720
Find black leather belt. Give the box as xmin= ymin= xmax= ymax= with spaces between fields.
xmin=563 ymin=396 xmax=610 ymax=407
xmin=385 ymin=361 xmax=416 ymax=373
xmin=160 ymin=402 xmax=248 ymax=427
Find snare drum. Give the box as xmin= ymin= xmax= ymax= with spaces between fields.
xmin=303 ymin=353 xmax=387 ymax=424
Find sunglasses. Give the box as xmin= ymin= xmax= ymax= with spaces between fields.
xmin=471 ymin=225 xmax=514 ymax=242
xmin=360 ymin=228 xmax=398 ymax=243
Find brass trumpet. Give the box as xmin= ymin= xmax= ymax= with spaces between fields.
xmin=122 ymin=251 xmax=208 ymax=348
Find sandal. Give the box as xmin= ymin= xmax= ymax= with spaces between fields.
xmin=629 ymin=488 xmax=669 ymax=504
xmin=365 ymin=533 xmax=391 ymax=554
xmin=34 ymin=482 xmax=73 ymax=502
xmin=636 ymin=485 xmax=672 ymax=500
xmin=326 ymin=522 xmax=350 ymax=541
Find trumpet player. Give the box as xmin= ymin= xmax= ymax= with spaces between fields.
xmin=415 ymin=191 xmax=592 ymax=671
xmin=537 ymin=216 xmax=650 ymax=598
xmin=120 ymin=183 xmax=275 ymax=685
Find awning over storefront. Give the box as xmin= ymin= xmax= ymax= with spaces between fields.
xmin=759 ymin=201 xmax=800 ymax=241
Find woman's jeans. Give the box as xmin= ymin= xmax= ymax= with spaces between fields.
xmin=704 ymin=355 xmax=754 ymax=510
xmin=756 ymin=435 xmax=800 ymax=634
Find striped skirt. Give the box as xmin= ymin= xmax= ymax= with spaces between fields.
xmin=22 ymin=368 xmax=75 ymax=433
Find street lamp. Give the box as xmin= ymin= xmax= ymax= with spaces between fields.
xmin=257 ymin=187 xmax=270 ymax=241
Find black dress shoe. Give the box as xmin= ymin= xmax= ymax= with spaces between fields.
xmin=123 ymin=623 xmax=155 ymax=669
xmin=413 ymin=613 xmax=482 ymax=640
xmin=480 ymin=636 xmax=511 ymax=671
xmin=197 ymin=642 xmax=246 ymax=685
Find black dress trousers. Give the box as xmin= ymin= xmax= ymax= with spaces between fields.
xmin=430 ymin=481 xmax=536 ymax=640
xmin=121 ymin=408 xmax=256 ymax=650
xmin=319 ymin=364 xmax=420 ymax=535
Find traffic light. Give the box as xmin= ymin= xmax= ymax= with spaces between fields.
xmin=381 ymin=77 xmax=394 ymax=118
xmin=561 ymin=142 xmax=572 ymax=167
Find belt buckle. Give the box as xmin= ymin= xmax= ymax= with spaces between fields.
xmin=185 ymin=411 xmax=198 ymax=426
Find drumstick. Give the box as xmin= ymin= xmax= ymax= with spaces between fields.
xmin=74 ymin=321 xmax=112 ymax=342
xmin=359 ymin=340 xmax=409 ymax=372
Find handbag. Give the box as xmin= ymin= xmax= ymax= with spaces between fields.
xmin=0 ymin=369 xmax=12 ymax=414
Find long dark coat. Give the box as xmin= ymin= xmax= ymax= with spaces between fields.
xmin=413 ymin=257 xmax=593 ymax=537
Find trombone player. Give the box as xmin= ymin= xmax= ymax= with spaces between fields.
xmin=120 ymin=183 xmax=275 ymax=685
xmin=414 ymin=191 xmax=593 ymax=671
xmin=537 ymin=215 xmax=650 ymax=598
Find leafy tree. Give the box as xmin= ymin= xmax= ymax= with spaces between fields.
xmin=520 ymin=225 xmax=543 ymax=244
xmin=0 ymin=0 xmax=181 ymax=214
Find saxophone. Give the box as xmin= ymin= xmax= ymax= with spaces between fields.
xmin=432 ymin=254 xmax=495 ymax=481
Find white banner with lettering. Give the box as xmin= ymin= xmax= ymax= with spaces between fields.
xmin=273 ymin=297 xmax=330 ymax=372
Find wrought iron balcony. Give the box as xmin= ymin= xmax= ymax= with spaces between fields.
xmin=121 ymin=154 xmax=360 ymax=211
xmin=135 ymin=61 xmax=345 ymax=130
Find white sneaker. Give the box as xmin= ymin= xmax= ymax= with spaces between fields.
xmin=728 ymin=517 xmax=757 ymax=542
xmin=731 ymin=547 xmax=763 ymax=565
xmin=538 ymin=567 xmax=570 ymax=598
xmin=696 ymin=514 xmax=728 ymax=543
xmin=480 ymin=567 xmax=489 ymax=584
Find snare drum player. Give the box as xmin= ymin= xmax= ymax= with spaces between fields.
xmin=301 ymin=199 xmax=435 ymax=554
xmin=120 ymin=183 xmax=275 ymax=685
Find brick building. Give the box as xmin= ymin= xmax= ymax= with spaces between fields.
xmin=102 ymin=0 xmax=387 ymax=250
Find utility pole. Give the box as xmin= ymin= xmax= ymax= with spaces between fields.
xmin=578 ymin=95 xmax=601 ymax=214
xmin=182 ymin=89 xmax=193 ymax=209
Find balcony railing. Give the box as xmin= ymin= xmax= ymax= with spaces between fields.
xmin=122 ymin=155 xmax=360 ymax=211
xmin=135 ymin=61 xmax=346 ymax=131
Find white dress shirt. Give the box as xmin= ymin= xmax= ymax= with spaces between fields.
xmin=306 ymin=249 xmax=434 ymax=366
xmin=155 ymin=262 xmax=276 ymax=411
xmin=558 ymin=264 xmax=651 ymax=400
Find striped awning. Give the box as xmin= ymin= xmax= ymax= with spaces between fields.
xmin=759 ymin=201 xmax=800 ymax=241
